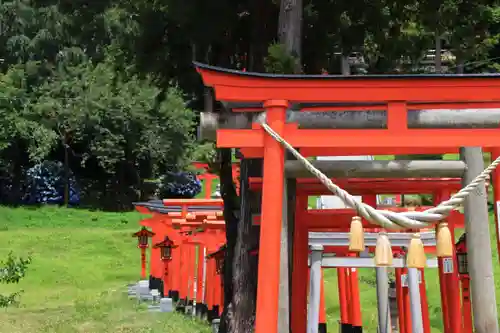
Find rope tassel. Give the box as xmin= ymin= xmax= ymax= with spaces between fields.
xmin=349 ymin=216 xmax=365 ymax=252
xmin=374 ymin=231 xmax=393 ymax=267
xmin=407 ymin=233 xmax=426 ymax=268
xmin=436 ymin=223 xmax=453 ymax=257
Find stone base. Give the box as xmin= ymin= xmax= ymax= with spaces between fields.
xmin=136 ymin=280 xmax=151 ymax=300
xmin=160 ymin=298 xmax=174 ymax=312
xmin=147 ymin=298 xmax=173 ymax=313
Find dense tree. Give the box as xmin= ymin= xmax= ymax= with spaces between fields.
xmin=1 ymin=0 xmax=500 ymax=327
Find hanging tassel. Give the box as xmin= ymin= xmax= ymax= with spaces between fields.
xmin=436 ymin=222 xmax=453 ymax=257
xmin=407 ymin=233 xmax=427 ymax=268
xmin=349 ymin=216 xmax=365 ymax=252
xmin=374 ymin=231 xmax=393 ymax=267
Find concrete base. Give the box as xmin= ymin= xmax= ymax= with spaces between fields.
xmin=127 ymin=280 xmax=149 ymax=296
xmin=136 ymin=280 xmax=150 ymax=299
xmin=160 ymin=298 xmax=173 ymax=312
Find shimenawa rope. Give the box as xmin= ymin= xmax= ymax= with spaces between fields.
xmin=257 ymin=116 xmax=500 ymax=230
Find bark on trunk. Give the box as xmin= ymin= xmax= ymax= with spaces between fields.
xmin=435 ymin=33 xmax=442 ymax=73
xmin=63 ymin=135 xmax=70 ymax=207
xmin=218 ymin=156 xmax=261 ymax=333
xmin=278 ymin=0 xmax=303 ymax=70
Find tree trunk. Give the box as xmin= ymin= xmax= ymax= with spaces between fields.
xmin=218 ymin=155 xmax=260 ymax=333
xmin=277 ymin=2 xmax=303 ymax=331
xmin=218 ymin=147 xmax=239 ymax=333
xmin=63 ymin=135 xmax=70 ymax=207
xmin=278 ymin=0 xmax=303 ymax=69
xmin=435 ymin=33 xmax=442 ymax=73
xmin=341 ymin=55 xmax=351 ymax=75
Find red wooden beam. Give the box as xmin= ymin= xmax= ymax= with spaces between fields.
xmin=218 ymin=126 xmax=500 ymax=149
xmin=195 ymin=62 xmax=500 ymax=104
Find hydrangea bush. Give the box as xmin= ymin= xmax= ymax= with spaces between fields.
xmin=23 ymin=161 xmax=80 ymax=205
xmin=158 ymin=171 xmax=202 ymax=199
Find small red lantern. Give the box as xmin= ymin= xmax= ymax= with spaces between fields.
xmin=154 ymin=236 xmax=176 ymax=261
xmin=132 ymin=227 xmax=155 ymax=248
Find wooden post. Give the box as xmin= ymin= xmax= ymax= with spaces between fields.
xmin=163 ymin=259 xmax=169 ymax=296
xmin=346 ymin=269 xmax=353 ymax=327
xmin=434 ymin=191 xmax=450 ymax=333
xmin=171 ymin=245 xmax=181 ymax=300
xmin=447 ymin=216 xmax=462 ymax=333
xmin=407 ymin=267 xmax=423 ymax=333
xmin=491 ymin=148 xmax=500 ymax=264
xmin=307 ymin=244 xmax=323 ymax=333
xmin=338 ymin=268 xmax=350 ymax=332
xmin=196 ymin=245 xmax=205 ymax=305
xmin=375 ymin=267 xmax=390 ymax=333
xmin=205 ymin=259 xmax=213 ymax=313
xmin=402 ymin=268 xmax=412 ymax=333
xmin=278 ymin=177 xmax=290 ymax=332
xmin=395 ymin=268 xmax=406 ymax=333
xmin=349 ymin=262 xmax=363 ymax=332
xmin=140 ymin=247 xmax=147 ymax=279
xmin=461 ymin=276 xmax=473 ymax=333
xmin=291 ymin=195 xmax=309 ymax=333
xmin=419 ymin=269 xmax=431 ymax=333
xmin=460 ymin=147 xmax=499 ymax=333
xmin=319 ymin=270 xmax=327 ymax=333
xmin=255 ymin=99 xmax=287 ymax=333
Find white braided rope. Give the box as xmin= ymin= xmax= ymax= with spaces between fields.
xmin=258 ymin=118 xmax=500 ymax=230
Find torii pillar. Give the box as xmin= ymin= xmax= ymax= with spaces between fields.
xmin=255 ymin=100 xmax=288 ymax=333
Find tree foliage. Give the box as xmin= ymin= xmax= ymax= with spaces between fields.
xmin=1 ymin=0 xmax=500 ymax=330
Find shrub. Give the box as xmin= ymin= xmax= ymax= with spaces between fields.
xmin=158 ymin=171 xmax=202 ymax=199
xmin=23 ymin=161 xmax=80 ymax=205
xmin=0 ymin=252 xmax=31 ymax=307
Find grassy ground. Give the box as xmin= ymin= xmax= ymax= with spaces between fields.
xmin=2 ymin=203 xmax=498 ymax=333
xmin=0 ymin=206 xmax=210 ymax=333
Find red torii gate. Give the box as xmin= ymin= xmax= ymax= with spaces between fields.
xmin=194 ymin=62 xmax=500 ymax=333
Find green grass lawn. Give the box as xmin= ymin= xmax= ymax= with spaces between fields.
xmin=2 ymin=205 xmax=499 ymax=333
xmin=0 ymin=206 xmax=210 ymax=333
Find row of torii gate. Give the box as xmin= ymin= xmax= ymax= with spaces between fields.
xmin=133 ymin=173 xmax=481 ymax=333
xmin=130 ymin=64 xmax=500 ymax=333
